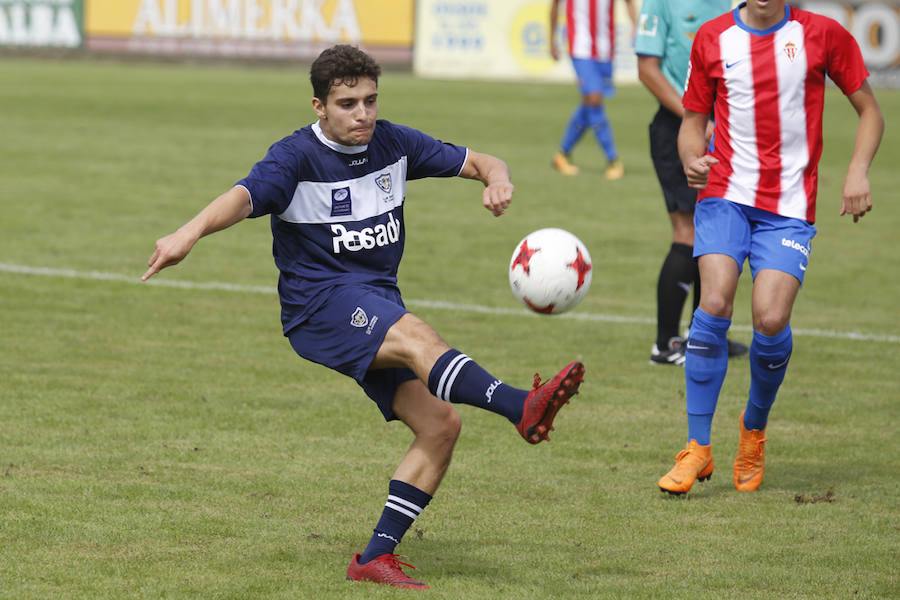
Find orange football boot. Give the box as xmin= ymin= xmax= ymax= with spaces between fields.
xmin=658 ymin=439 xmax=714 ymax=495
xmin=733 ymin=411 xmax=768 ymax=492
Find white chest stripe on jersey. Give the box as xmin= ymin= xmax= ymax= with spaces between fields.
xmin=276 ymin=157 xmax=408 ymax=224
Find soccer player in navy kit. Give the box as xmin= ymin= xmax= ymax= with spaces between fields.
xmin=656 ymin=0 xmax=883 ymax=495
xmin=142 ymin=45 xmax=584 ymax=590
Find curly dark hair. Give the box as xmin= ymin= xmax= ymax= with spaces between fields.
xmin=310 ymin=45 xmax=382 ymax=103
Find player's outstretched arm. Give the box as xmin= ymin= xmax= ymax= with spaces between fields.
xmin=678 ymin=109 xmax=718 ymax=189
xmin=142 ymin=185 xmax=253 ymax=281
xmin=458 ymin=150 xmax=515 ymax=217
xmin=840 ymin=80 xmax=884 ymax=223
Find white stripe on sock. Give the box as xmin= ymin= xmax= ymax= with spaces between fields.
xmin=387 ymin=495 xmax=423 ymax=515
xmin=436 ymin=353 xmax=471 ymax=401
xmin=385 ymin=501 xmax=420 ymax=520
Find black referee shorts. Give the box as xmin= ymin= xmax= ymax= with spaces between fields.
xmin=649 ymin=105 xmax=698 ymax=214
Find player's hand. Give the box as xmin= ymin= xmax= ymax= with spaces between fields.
xmin=141 ymin=229 xmax=198 ymax=281
xmin=482 ymin=181 xmax=514 ymax=217
xmin=684 ymin=155 xmax=718 ymax=189
xmin=840 ymin=170 xmax=872 ymax=223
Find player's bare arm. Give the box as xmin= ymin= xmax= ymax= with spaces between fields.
xmin=678 ymin=109 xmax=719 ymax=189
xmin=549 ymin=0 xmax=563 ymax=61
xmin=142 ymin=185 xmax=252 ymax=281
xmin=458 ymin=150 xmax=514 ymax=217
xmin=840 ymin=80 xmax=884 ymax=223
xmin=637 ymin=55 xmax=683 ymax=116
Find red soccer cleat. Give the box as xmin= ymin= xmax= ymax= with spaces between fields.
xmin=516 ymin=361 xmax=584 ymax=444
xmin=346 ymin=553 xmax=429 ymax=590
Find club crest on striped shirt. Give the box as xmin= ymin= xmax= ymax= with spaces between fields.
xmin=375 ymin=173 xmax=392 ymax=194
xmin=784 ymin=41 xmax=798 ymax=62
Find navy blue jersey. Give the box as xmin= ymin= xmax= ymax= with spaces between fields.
xmin=236 ymin=119 xmax=468 ymax=333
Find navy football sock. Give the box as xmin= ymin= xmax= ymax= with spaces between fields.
xmin=744 ymin=326 xmax=792 ymax=430
xmin=684 ymin=309 xmax=731 ymax=445
xmin=359 ymin=480 xmax=432 ymax=564
xmin=427 ymin=349 xmax=526 ymax=423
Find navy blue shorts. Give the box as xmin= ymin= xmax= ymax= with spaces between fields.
xmin=287 ymin=284 xmax=418 ymax=421
xmin=694 ymin=197 xmax=817 ymax=284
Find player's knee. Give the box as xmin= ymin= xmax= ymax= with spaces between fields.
xmin=421 ymin=404 xmax=461 ymax=454
xmin=584 ymin=92 xmax=604 ymax=106
xmin=753 ymin=312 xmax=790 ymax=337
xmin=700 ymin=294 xmax=733 ymax=318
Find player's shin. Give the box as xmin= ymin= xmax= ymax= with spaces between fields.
xmin=684 ymin=309 xmax=731 ymax=445
xmin=744 ymin=326 xmax=792 ymax=430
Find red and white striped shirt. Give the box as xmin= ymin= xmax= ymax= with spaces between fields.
xmin=566 ymin=0 xmax=616 ymax=61
xmin=683 ymin=5 xmax=868 ymax=223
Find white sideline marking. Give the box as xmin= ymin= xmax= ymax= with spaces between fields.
xmin=2 ymin=262 xmax=898 ymax=344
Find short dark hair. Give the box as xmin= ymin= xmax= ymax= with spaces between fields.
xmin=310 ymin=45 xmax=381 ymax=103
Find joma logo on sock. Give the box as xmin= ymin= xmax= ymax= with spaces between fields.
xmin=485 ymin=379 xmax=502 ymax=403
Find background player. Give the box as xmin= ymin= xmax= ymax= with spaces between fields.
xmin=658 ymin=0 xmax=883 ymax=495
xmin=634 ymin=0 xmax=748 ymax=366
xmin=142 ymin=45 xmax=584 ymax=589
xmin=550 ymin=0 xmax=637 ymax=180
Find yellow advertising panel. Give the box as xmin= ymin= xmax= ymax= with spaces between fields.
xmin=414 ymin=0 xmax=637 ymax=83
xmin=85 ymin=0 xmax=412 ymax=46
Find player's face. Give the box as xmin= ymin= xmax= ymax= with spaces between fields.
xmin=742 ymin=0 xmax=787 ymax=29
xmin=313 ymin=77 xmax=378 ymax=146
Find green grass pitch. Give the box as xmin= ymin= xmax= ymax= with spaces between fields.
xmin=0 ymin=56 xmax=897 ymax=599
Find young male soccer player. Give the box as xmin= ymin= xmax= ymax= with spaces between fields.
xmin=658 ymin=0 xmax=883 ymax=494
xmin=635 ymin=0 xmax=748 ymax=366
xmin=142 ymin=45 xmax=584 ymax=589
xmin=550 ymin=0 xmax=637 ymax=180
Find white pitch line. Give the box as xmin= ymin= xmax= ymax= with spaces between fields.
xmin=2 ymin=262 xmax=898 ymax=344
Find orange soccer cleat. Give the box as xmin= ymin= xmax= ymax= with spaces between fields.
xmin=552 ymin=151 xmax=580 ymax=176
xmin=658 ymin=439 xmax=714 ymax=495
xmin=733 ymin=411 xmax=768 ymax=492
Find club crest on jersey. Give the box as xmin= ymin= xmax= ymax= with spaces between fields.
xmin=331 ymin=187 xmax=352 ymax=217
xmin=375 ymin=173 xmax=392 ymax=194
xmin=784 ymin=41 xmax=798 ymax=62
xmin=638 ymin=14 xmax=657 ymax=36
xmin=350 ymin=307 xmax=368 ymax=328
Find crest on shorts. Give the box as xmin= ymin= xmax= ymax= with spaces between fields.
xmin=783 ymin=41 xmax=798 ymax=62
xmin=375 ymin=173 xmax=392 ymax=194
xmin=350 ymin=307 xmax=368 ymax=328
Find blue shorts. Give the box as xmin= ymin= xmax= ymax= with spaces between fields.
xmin=571 ymin=57 xmax=615 ymax=97
xmin=693 ymin=197 xmax=817 ymax=284
xmin=286 ymin=284 xmax=417 ymax=422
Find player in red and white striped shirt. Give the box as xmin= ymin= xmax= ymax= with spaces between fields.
xmin=550 ymin=0 xmax=637 ymax=179
xmin=657 ymin=0 xmax=883 ymax=496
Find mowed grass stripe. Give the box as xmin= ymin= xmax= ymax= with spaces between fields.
xmin=2 ymin=261 xmax=897 ymax=344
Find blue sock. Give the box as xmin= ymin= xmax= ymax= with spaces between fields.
xmin=586 ymin=104 xmax=617 ymax=162
xmin=684 ymin=309 xmax=731 ymax=446
xmin=744 ymin=325 xmax=792 ymax=431
xmin=359 ymin=480 xmax=432 ymax=564
xmin=427 ymin=349 xmax=526 ymax=423
xmin=560 ymin=105 xmax=588 ymax=154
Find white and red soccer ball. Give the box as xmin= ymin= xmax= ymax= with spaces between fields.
xmin=508 ymin=228 xmax=592 ymax=315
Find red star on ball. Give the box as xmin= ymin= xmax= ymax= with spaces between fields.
xmin=511 ymin=240 xmax=540 ymax=274
xmin=567 ymin=247 xmax=592 ymax=290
